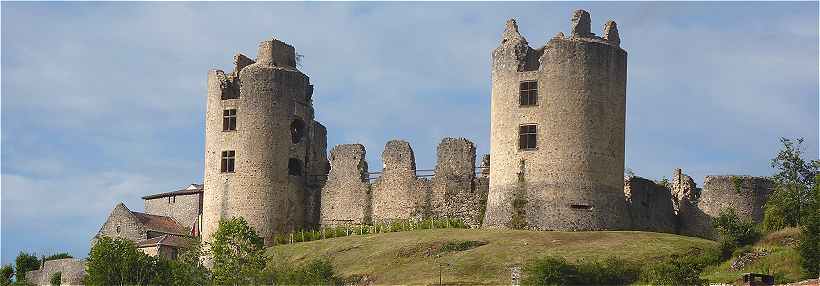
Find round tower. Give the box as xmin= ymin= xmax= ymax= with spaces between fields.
xmin=202 ymin=39 xmax=310 ymax=245
xmin=483 ymin=11 xmax=630 ymax=231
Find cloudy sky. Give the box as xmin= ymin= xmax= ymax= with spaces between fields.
xmin=2 ymin=2 xmax=817 ymax=263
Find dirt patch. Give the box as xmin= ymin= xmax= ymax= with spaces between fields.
xmin=731 ymin=248 xmax=770 ymax=270
xmin=396 ymin=240 xmax=488 ymax=258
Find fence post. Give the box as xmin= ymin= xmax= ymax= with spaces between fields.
xmin=290 ymin=233 xmax=294 ymax=244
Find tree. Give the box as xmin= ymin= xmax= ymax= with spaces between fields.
xmin=713 ymin=208 xmax=759 ymax=257
xmin=764 ymin=137 xmax=820 ymax=231
xmin=84 ymin=236 xmax=170 ymax=286
xmin=14 ymin=252 xmax=39 ymax=283
xmin=1 ymin=264 xmax=14 ymax=286
xmin=42 ymin=253 xmax=72 ymax=262
xmin=168 ymin=241 xmax=210 ymax=286
xmin=209 ymin=217 xmax=266 ymax=285
xmin=799 ymin=174 xmax=820 ymax=279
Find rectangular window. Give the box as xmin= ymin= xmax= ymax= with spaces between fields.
xmin=223 ymin=109 xmax=237 ymax=131
xmin=519 ymin=124 xmax=537 ymax=150
xmin=221 ymin=150 xmax=235 ymax=173
xmin=519 ymin=81 xmax=538 ymax=106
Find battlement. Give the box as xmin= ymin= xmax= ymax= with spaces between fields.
xmin=493 ymin=10 xmax=622 ymax=73
xmin=320 ymin=138 xmax=488 ymax=227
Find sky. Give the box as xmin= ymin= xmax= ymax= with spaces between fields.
xmin=1 ymin=2 xmax=817 ymax=264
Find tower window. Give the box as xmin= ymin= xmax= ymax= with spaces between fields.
xmin=519 ymin=81 xmax=538 ymax=106
xmin=291 ymin=118 xmax=306 ymax=144
xmin=221 ymin=150 xmax=235 ymax=173
xmin=223 ymin=109 xmax=237 ymax=131
xmin=519 ymin=124 xmax=537 ymax=150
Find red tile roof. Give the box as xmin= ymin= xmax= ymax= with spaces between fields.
xmin=131 ymin=212 xmax=190 ymax=236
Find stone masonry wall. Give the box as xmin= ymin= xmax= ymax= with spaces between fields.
xmin=430 ymin=138 xmax=483 ymax=227
xmin=699 ymin=175 xmax=773 ymax=223
xmin=95 ymin=203 xmax=147 ymax=243
xmin=320 ymin=144 xmax=371 ymax=226
xmin=144 ymin=193 xmax=201 ymax=230
xmin=623 ymin=176 xmax=677 ymax=233
xmin=26 ymin=258 xmax=86 ymax=286
xmin=484 ymin=11 xmax=629 ymax=231
xmin=371 ymin=140 xmax=429 ymax=222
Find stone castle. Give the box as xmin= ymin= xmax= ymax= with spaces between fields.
xmin=62 ymin=12 xmax=774 ymax=282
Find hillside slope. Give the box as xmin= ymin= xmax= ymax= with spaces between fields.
xmin=266 ymin=228 xmax=716 ymax=285
xmin=703 ymin=228 xmax=804 ymax=284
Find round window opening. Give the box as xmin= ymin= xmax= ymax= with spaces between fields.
xmin=291 ymin=119 xmax=306 ymax=144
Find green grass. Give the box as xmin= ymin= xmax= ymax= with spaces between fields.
xmin=266 ymin=228 xmax=716 ymax=285
xmin=702 ymin=227 xmax=803 ymax=284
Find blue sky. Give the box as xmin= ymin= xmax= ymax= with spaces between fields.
xmin=1 ymin=2 xmax=817 ymax=264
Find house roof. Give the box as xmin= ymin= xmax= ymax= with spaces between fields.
xmin=141 ymin=183 xmax=203 ymax=200
xmin=136 ymin=234 xmax=193 ymax=248
xmin=131 ymin=211 xmax=190 ymax=236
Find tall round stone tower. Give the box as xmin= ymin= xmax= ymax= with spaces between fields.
xmin=202 ymin=39 xmax=317 ymax=245
xmin=483 ymin=10 xmax=630 ymax=231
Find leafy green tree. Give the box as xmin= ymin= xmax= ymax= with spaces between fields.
xmin=799 ymin=174 xmax=820 ymax=278
xmin=713 ymin=208 xmax=760 ymax=246
xmin=14 ymin=252 xmax=39 ymax=283
xmin=209 ymin=217 xmax=266 ymax=285
xmin=1 ymin=264 xmax=14 ymax=286
xmin=84 ymin=236 xmax=170 ymax=286
xmin=168 ymin=241 xmax=210 ymax=286
xmin=764 ymin=137 xmax=820 ymax=231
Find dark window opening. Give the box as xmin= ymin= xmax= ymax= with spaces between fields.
xmin=519 ymin=124 xmax=537 ymax=150
xmin=223 ymin=109 xmax=237 ymax=131
xmin=116 ymin=225 xmax=121 ymax=233
xmin=519 ymin=81 xmax=538 ymax=106
xmin=291 ymin=119 xmax=306 ymax=144
xmin=221 ymin=151 xmax=235 ymax=173
xmin=288 ymin=158 xmax=303 ymax=176
xmin=570 ymin=204 xmax=593 ymax=210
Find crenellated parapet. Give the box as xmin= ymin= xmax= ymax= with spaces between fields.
xmin=320 ymin=138 xmax=489 ymax=227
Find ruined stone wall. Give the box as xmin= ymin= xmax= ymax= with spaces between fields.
xmin=484 ymin=11 xmax=629 ymax=231
xmin=25 ymin=258 xmax=86 ymax=286
xmin=320 ymin=144 xmax=371 ymax=226
xmin=144 ymin=193 xmax=201 ymax=230
xmin=699 ymin=176 xmax=773 ymax=223
xmin=624 ymin=177 xmax=677 ymax=233
xmin=203 ymin=38 xmax=308 ymax=246
xmin=430 ymin=138 xmax=483 ymax=227
xmin=371 ymin=140 xmax=428 ymax=222
xmin=305 ymin=122 xmax=330 ymax=228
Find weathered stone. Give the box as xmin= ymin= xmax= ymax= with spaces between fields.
xmin=320 ymin=144 xmax=371 ymax=227
xmin=372 ymin=140 xmax=428 ymax=222
xmin=484 ymin=11 xmax=630 ymax=231
xmin=603 ymin=20 xmax=620 ymax=45
xmin=624 ymin=177 xmax=677 ymax=233
xmin=430 ymin=138 xmax=483 ymax=227
xmin=25 ymin=258 xmax=85 ymax=286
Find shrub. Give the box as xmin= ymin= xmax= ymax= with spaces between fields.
xmin=713 ymin=208 xmax=759 ymax=247
xmin=522 ymin=256 xmax=640 ymax=285
xmin=639 ymin=255 xmax=707 ymax=286
xmin=1 ymin=264 xmax=13 ymax=286
xmin=265 ymin=258 xmax=337 ymax=285
xmin=49 ymin=272 xmax=60 ymax=286
xmin=799 ymin=174 xmax=820 ymax=279
xmin=42 ymin=253 xmax=72 ymax=262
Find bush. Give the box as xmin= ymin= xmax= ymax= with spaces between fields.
xmin=640 ymin=254 xmax=707 ymax=286
xmin=521 ymin=256 xmax=640 ymax=285
xmin=265 ymin=258 xmax=337 ymax=285
xmin=713 ymin=208 xmax=760 ymax=247
xmin=49 ymin=272 xmax=60 ymax=286
xmin=42 ymin=253 xmax=72 ymax=262
xmin=1 ymin=264 xmax=13 ymax=286
xmin=799 ymin=174 xmax=820 ymax=279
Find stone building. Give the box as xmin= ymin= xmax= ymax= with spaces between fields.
xmin=25 ymin=258 xmax=85 ymax=286
xmin=201 ymin=38 xmax=329 ymax=246
xmin=483 ymin=11 xmax=630 ymax=231
xmin=142 ymin=183 xmax=204 ymax=235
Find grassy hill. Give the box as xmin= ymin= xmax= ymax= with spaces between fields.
xmin=702 ymin=227 xmax=804 ymax=284
xmin=266 ymin=228 xmax=717 ymax=285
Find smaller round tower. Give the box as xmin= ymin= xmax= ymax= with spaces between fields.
xmin=483 ymin=10 xmax=630 ymax=231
